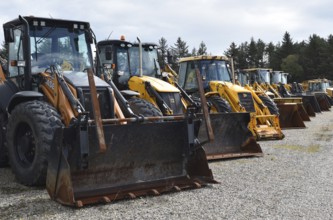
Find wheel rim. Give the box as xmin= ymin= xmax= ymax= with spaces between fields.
xmin=14 ymin=122 xmax=36 ymax=167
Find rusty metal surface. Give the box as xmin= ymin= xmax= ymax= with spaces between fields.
xmin=314 ymin=93 xmax=331 ymax=111
xmin=273 ymin=98 xmax=310 ymax=121
xmin=46 ymin=119 xmax=215 ymax=207
xmin=276 ymin=103 xmax=306 ymax=129
xmin=198 ymin=112 xmax=263 ymax=160
xmin=87 ymin=68 xmax=106 ymax=152
xmin=297 ymin=95 xmax=321 ymax=114
xmin=195 ymin=68 xmax=214 ymax=141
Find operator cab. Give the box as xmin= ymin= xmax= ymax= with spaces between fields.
xmin=3 ymin=16 xmax=94 ymax=90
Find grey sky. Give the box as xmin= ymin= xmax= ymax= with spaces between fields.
xmin=1 ymin=0 xmax=333 ymax=54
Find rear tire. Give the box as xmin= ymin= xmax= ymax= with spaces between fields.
xmin=207 ymin=96 xmax=232 ymax=113
xmin=6 ymin=100 xmax=63 ymax=186
xmin=128 ymin=97 xmax=163 ymax=117
xmin=259 ymin=95 xmax=279 ymax=115
xmin=0 ymin=110 xmax=8 ymax=167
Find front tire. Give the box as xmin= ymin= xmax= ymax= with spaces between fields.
xmin=207 ymin=96 xmax=232 ymax=113
xmin=6 ymin=100 xmax=62 ymax=186
xmin=0 ymin=110 xmax=8 ymax=167
xmin=128 ymin=97 xmax=163 ymax=117
xmin=259 ymin=95 xmax=279 ymax=115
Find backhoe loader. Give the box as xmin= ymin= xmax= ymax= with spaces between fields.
xmin=239 ymin=68 xmax=308 ymax=128
xmin=302 ymin=78 xmax=333 ymax=108
xmin=0 ymin=16 xmax=216 ymax=207
xmin=95 ymin=39 xmax=262 ymax=160
xmin=177 ymin=56 xmax=285 ymax=140
xmin=271 ymin=71 xmax=323 ymax=113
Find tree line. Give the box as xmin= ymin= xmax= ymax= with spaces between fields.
xmin=157 ymin=32 xmax=333 ymax=82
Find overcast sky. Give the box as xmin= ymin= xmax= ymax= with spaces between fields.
xmin=1 ymin=0 xmax=333 ymax=54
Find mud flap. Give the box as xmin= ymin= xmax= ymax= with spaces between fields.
xmin=197 ymin=112 xmax=263 ymax=160
xmin=276 ymin=103 xmax=306 ymax=128
xmin=46 ymin=120 xmax=215 ymax=207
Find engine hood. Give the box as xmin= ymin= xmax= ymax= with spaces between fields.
xmin=129 ymin=75 xmax=179 ymax=92
xmin=63 ymin=71 xmax=109 ymax=88
xmin=209 ymin=81 xmax=250 ymax=93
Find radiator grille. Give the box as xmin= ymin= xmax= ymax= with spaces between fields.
xmin=158 ymin=92 xmax=184 ymax=115
xmin=238 ymin=92 xmax=255 ymax=112
xmin=80 ymin=88 xmax=114 ymax=119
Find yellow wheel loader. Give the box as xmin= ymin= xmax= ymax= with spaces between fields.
xmin=95 ymin=39 xmax=262 ymax=160
xmin=271 ymin=71 xmax=323 ymax=113
xmin=0 ymin=16 xmax=216 ymax=207
xmin=302 ymin=78 xmax=333 ymax=110
xmin=177 ymin=56 xmax=285 ymax=141
xmin=239 ymin=68 xmax=308 ymax=128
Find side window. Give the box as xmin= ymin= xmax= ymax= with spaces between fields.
xmin=8 ymin=28 xmax=24 ymax=77
xmin=178 ymin=62 xmax=187 ymax=88
xmin=184 ymin=62 xmax=198 ymax=91
xmin=76 ymin=34 xmax=91 ymax=69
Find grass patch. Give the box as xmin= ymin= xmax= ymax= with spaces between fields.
xmin=272 ymin=144 xmax=320 ymax=153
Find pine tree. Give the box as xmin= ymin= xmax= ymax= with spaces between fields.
xmin=158 ymin=37 xmax=168 ymax=67
xmin=197 ymin=41 xmax=207 ymax=55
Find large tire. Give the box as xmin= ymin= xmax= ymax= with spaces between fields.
xmin=259 ymin=95 xmax=279 ymax=115
xmin=128 ymin=97 xmax=163 ymax=117
xmin=6 ymin=100 xmax=63 ymax=186
xmin=0 ymin=110 xmax=8 ymax=167
xmin=207 ymin=96 xmax=232 ymax=113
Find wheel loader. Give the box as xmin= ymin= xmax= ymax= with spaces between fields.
xmin=302 ymin=78 xmax=333 ymax=109
xmin=239 ymin=68 xmax=308 ymax=128
xmin=0 ymin=15 xmax=217 ymax=207
xmin=271 ymin=71 xmax=323 ymax=113
xmin=95 ymin=39 xmax=262 ymax=160
xmin=177 ymin=56 xmax=285 ymax=141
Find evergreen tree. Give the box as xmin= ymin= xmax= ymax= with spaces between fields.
xmin=191 ymin=47 xmax=197 ymax=56
xmin=197 ymin=41 xmax=207 ymax=55
xmin=158 ymin=37 xmax=168 ymax=67
xmin=256 ymin=39 xmax=266 ymax=67
xmin=171 ymin=37 xmax=189 ymax=59
xmin=225 ymin=42 xmax=239 ymax=68
xmin=279 ymin=31 xmax=295 ymax=59
xmin=247 ymin=37 xmax=257 ymax=68
xmin=266 ymin=42 xmax=280 ymax=70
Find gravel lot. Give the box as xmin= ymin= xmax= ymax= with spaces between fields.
xmin=1 ymin=110 xmax=333 ymax=220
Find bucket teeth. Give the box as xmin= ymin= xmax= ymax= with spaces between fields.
xmin=173 ymin=186 xmax=181 ymax=192
xmin=127 ymin=193 xmax=136 ymax=199
xmin=149 ymin=189 xmax=160 ymax=196
xmin=193 ymin=182 xmax=202 ymax=188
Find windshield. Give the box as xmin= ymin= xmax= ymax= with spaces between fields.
xmin=30 ymin=26 xmax=92 ymax=74
xmin=309 ymin=82 xmax=330 ymax=91
xmin=182 ymin=59 xmax=231 ymax=92
xmin=200 ymin=60 xmax=231 ymax=82
xmin=257 ymin=70 xmax=270 ymax=83
xmin=129 ymin=46 xmax=160 ymax=77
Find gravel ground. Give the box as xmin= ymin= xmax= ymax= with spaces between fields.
xmin=1 ymin=110 xmax=333 ymax=219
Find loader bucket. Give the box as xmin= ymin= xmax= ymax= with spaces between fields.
xmin=198 ymin=112 xmax=262 ymax=160
xmin=273 ymin=98 xmax=310 ymax=121
xmin=275 ymin=103 xmax=306 ymax=128
xmin=297 ymin=95 xmax=321 ymax=114
xmin=46 ymin=119 xmax=215 ymax=207
xmin=314 ymin=93 xmax=330 ymax=111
